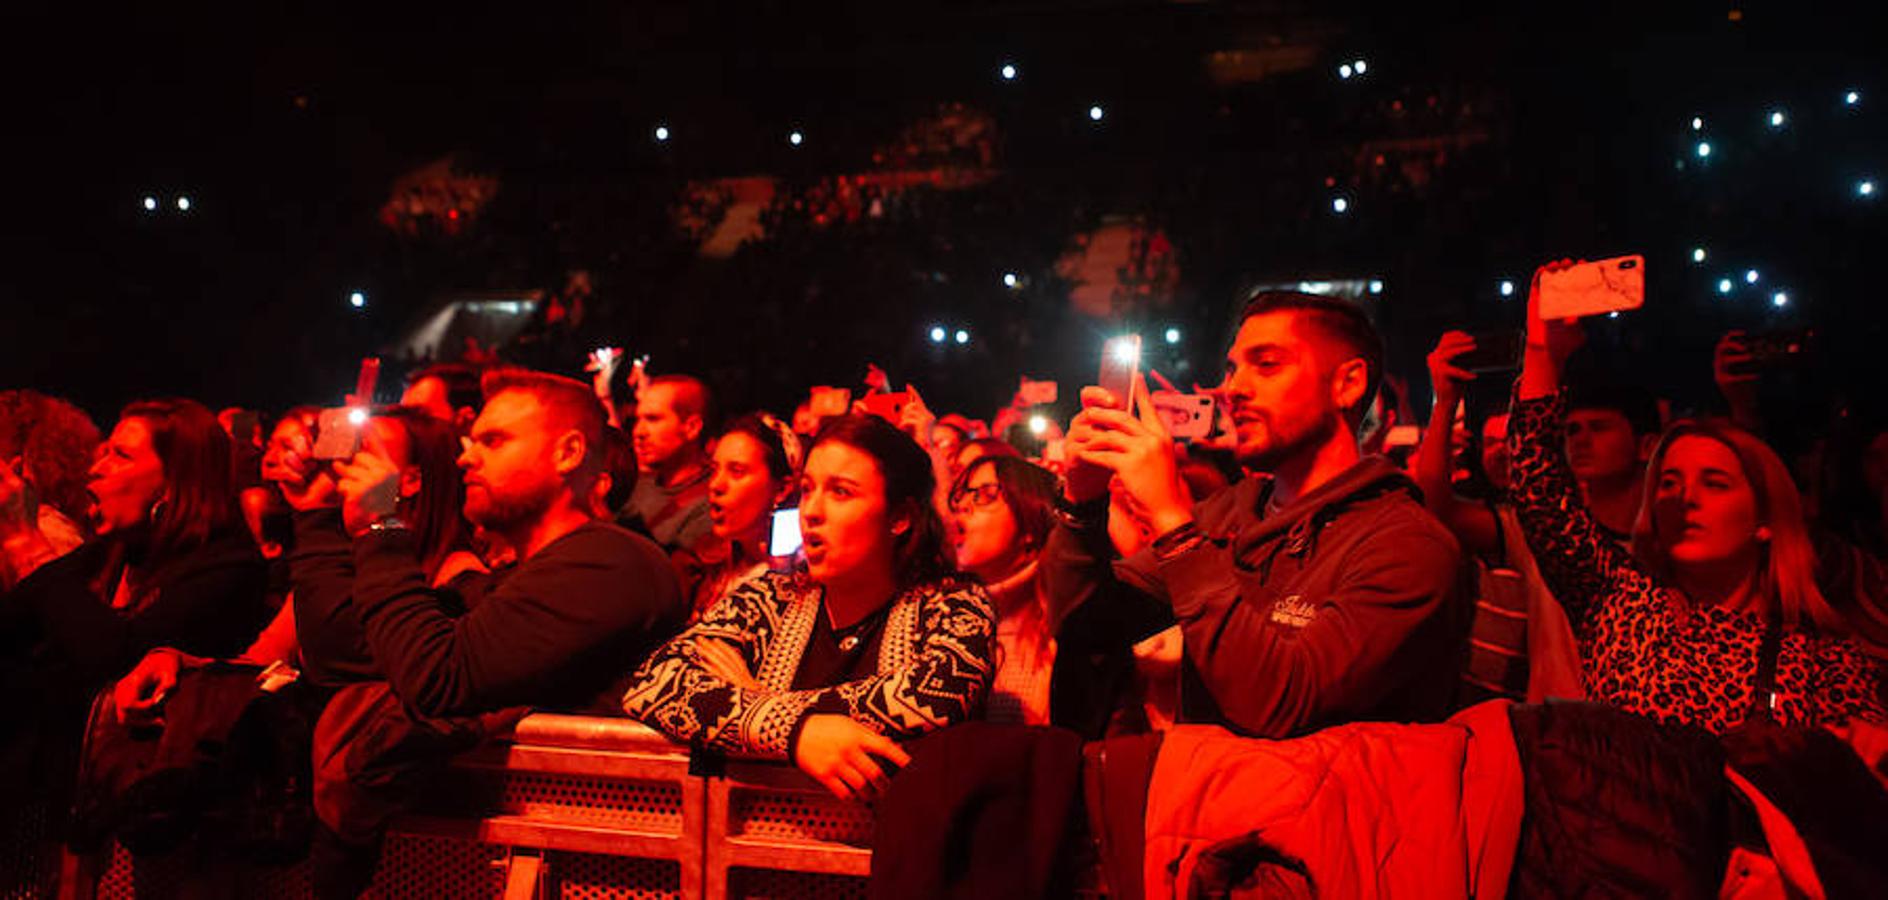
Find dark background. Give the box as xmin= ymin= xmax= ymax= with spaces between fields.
xmin=3 ymin=1 xmax=1883 ymax=429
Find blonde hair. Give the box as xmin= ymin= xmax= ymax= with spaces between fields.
xmin=1631 ymin=419 xmax=1844 ymax=634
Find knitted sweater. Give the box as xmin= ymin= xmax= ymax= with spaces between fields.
xmin=621 ymin=570 xmax=996 ymax=757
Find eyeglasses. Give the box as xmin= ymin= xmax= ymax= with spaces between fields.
xmin=950 ymin=482 xmax=1006 ymax=514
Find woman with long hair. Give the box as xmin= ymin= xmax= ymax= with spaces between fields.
xmin=1510 ymin=263 xmax=1884 ymax=732
xmin=675 ymin=413 xmax=800 ymax=617
xmin=0 ymin=398 xmax=271 ymax=801
xmin=624 ymin=414 xmax=995 ymax=800
xmin=112 ymin=406 xmax=485 ymax=711
xmin=949 ymin=455 xmax=1163 ymax=736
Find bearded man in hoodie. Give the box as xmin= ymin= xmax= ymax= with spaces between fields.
xmin=1045 ymin=291 xmax=1469 ymax=738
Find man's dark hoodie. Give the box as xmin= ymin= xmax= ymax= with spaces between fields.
xmin=1042 ymin=456 xmax=1470 ymax=738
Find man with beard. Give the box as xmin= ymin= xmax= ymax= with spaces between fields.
xmin=1043 ymin=291 xmax=1469 ymax=738
xmin=338 ymin=367 xmax=684 ymax=717
xmin=311 ymin=369 xmax=682 ymax=899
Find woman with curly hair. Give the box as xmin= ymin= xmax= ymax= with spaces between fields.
xmin=0 ymin=389 xmax=101 ymax=569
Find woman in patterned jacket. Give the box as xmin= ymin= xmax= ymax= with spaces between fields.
xmin=623 ymin=414 xmax=996 ymax=800
xmin=1510 ymin=260 xmax=1884 ymax=733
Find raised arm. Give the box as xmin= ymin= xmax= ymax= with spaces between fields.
xmin=1415 ymin=331 xmax=1500 ymax=557
xmin=1508 ymin=261 xmax=1659 ymax=622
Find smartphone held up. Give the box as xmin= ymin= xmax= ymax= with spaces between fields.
xmin=1098 ymin=335 xmax=1142 ymax=409
xmin=312 ymin=358 xmax=382 ymax=461
xmin=1538 ymin=255 xmax=1645 ymax=320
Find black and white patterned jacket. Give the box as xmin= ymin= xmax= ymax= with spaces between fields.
xmin=621 ymin=570 xmax=996 ymax=757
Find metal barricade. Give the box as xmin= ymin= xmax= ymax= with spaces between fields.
xmin=63 ymin=713 xmax=875 ymax=900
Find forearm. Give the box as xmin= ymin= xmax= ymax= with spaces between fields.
xmin=1414 ymin=394 xmax=1462 ymax=514
xmin=350 ymin=526 xmax=477 ymax=714
xmin=1517 ymin=345 xmax=1560 ymax=402
xmin=238 ymin=595 xmax=300 ymax=666
xmin=1040 ymin=496 xmax=1169 ymax=627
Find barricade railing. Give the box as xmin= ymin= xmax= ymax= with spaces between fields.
xmin=59 ymin=712 xmax=876 ymax=900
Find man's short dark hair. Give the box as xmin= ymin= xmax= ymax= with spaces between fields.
xmin=1238 ymin=291 xmax=1385 ymax=422
xmin=479 ymin=367 xmax=608 ymax=472
xmin=407 ymin=362 xmax=484 ymax=413
xmin=1568 ymin=381 xmax=1662 ymax=437
xmin=642 ymin=374 xmax=715 ymax=435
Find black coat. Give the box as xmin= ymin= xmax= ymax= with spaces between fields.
xmin=0 ymin=524 xmax=269 ymax=796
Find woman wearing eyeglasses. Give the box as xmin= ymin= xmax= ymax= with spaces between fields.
xmin=950 ymin=456 xmax=1167 ymax=737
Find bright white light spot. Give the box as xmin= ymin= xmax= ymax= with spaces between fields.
xmin=1845 ymin=90 xmax=1861 ymax=106
xmin=1499 ymin=280 xmax=1516 ymax=297
xmin=1860 ymin=180 xmax=1877 ymax=197
xmin=349 ymin=291 xmax=366 ymax=308
xmin=141 ymin=196 xmax=157 ymax=211
xmin=1696 ymin=141 xmax=1712 ymax=158
xmin=1338 ymin=64 xmax=1353 ymax=80
xmin=347 ymin=408 xmax=369 ymax=426
xmin=1691 ymin=247 xmax=1707 ymax=263
xmin=654 ymin=125 xmax=670 ymax=142
xmin=1108 ymin=337 xmax=1141 ymax=365
xmin=1088 ymin=105 xmax=1105 ymax=122
xmin=1369 ymin=279 xmax=1384 ymax=294
xmin=1353 ymin=59 xmax=1367 ymax=74
xmin=1164 ymin=327 xmax=1181 ymax=345
xmin=1717 ymin=278 xmax=1734 ymax=295
xmin=1768 ymin=110 xmax=1786 ymax=128
xmin=1028 ymin=415 xmax=1049 ymax=436
xmin=1000 ymin=63 xmax=1017 ymax=81
xmin=1745 ymin=269 xmax=1760 ymax=284
xmin=176 ymin=196 xmax=191 ymax=211
xmin=787 ymin=130 xmax=804 ymax=146
xmin=1608 ymin=311 xmax=1620 ymax=319
xmin=1691 ymin=116 xmax=1704 ymax=131
xmin=929 ymin=326 xmax=947 ymax=343
xmin=954 ymin=329 xmax=970 ymax=345
xmin=1771 ymin=291 xmax=1789 ymax=307
xmin=1331 ymin=196 xmax=1349 ymax=214
xmin=1003 ymin=272 xmax=1019 ymax=288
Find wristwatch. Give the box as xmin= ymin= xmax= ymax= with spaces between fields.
xmin=1053 ymin=493 xmax=1110 ymax=530
xmin=366 ymin=516 xmax=411 ymax=535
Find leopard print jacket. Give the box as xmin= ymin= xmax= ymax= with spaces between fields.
xmin=1509 ymin=391 xmax=1885 ymax=733
xmin=621 ymin=570 xmax=995 ymax=757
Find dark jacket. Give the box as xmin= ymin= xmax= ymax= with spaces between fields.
xmin=1 ymin=524 xmax=268 ymax=796
xmin=346 ymin=519 xmax=685 ymax=718
xmin=288 ymin=509 xmax=382 ymax=687
xmin=1 ymin=524 xmax=268 ymax=686
xmin=1041 ymin=456 xmax=1470 ymax=738
xmin=869 ymin=722 xmax=1087 ymax=900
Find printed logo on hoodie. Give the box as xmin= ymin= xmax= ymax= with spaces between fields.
xmin=1269 ymin=594 xmax=1318 ymax=629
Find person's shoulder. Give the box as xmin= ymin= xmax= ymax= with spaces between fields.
xmin=541 ymin=520 xmax=670 ymax=568
xmin=1193 ymin=477 xmax=1266 ymax=529
xmin=1342 ymin=491 xmax=1464 ymax=561
xmin=911 ymin=574 xmax=996 ymax=618
xmin=724 ymin=568 xmax=816 ymax=611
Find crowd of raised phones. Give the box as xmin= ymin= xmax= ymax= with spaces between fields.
xmin=2 ymin=264 xmax=1886 ymax=898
